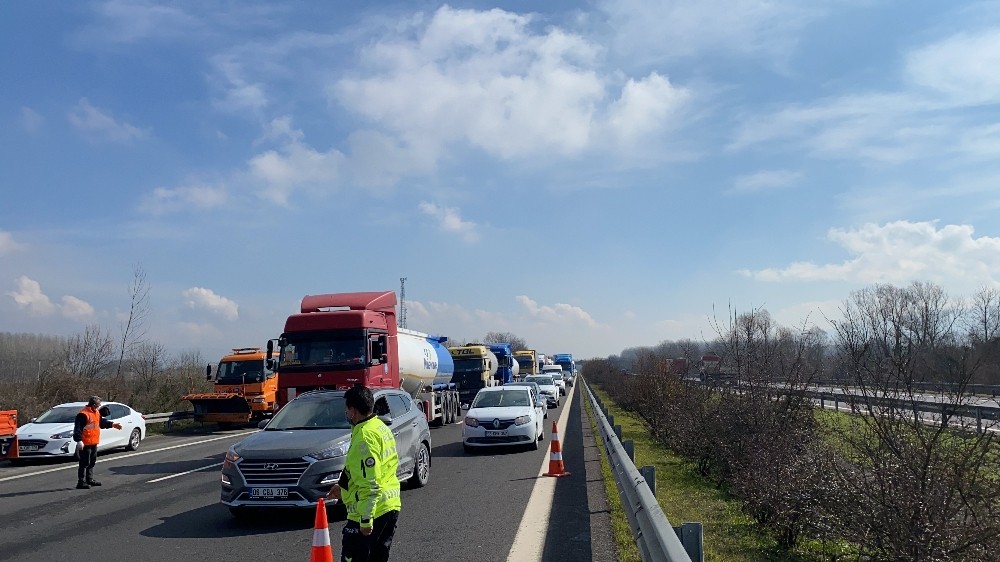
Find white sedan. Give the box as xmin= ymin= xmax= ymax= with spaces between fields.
xmin=463 ymin=387 xmax=544 ymax=453
xmin=15 ymin=401 xmax=146 ymax=460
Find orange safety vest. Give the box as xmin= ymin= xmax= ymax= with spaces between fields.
xmin=79 ymin=407 xmax=102 ymax=446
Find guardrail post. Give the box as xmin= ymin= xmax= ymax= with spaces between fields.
xmin=623 ymin=439 xmax=635 ymax=461
xmin=614 ymin=425 xmax=623 ymax=441
xmin=819 ymin=392 xmax=824 ymax=409
xmin=674 ymin=522 xmax=704 ymax=562
xmin=835 ymin=395 xmax=839 ymax=411
xmin=640 ymin=465 xmax=656 ymax=495
xmin=608 ymin=414 xmax=615 ymax=427
xmin=165 ymin=418 xmax=173 ymax=432
xmin=977 ymin=406 xmax=983 ymax=434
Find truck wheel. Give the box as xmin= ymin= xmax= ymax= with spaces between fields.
xmin=409 ymin=442 xmax=431 ymax=488
xmin=454 ymin=400 xmax=463 ymax=423
xmin=125 ymin=428 xmax=142 ymax=451
xmin=444 ymin=398 xmax=454 ymax=425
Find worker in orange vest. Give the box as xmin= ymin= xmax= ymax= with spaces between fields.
xmin=72 ymin=396 xmax=122 ymax=489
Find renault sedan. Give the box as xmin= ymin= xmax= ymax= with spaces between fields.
xmin=463 ymin=387 xmax=544 ymax=453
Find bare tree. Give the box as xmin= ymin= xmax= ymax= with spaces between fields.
xmin=482 ymin=331 xmax=528 ymax=352
xmin=113 ymin=263 xmax=151 ymax=384
xmin=63 ymin=325 xmax=115 ymax=379
xmin=130 ymin=341 xmax=167 ymax=393
xmin=828 ymin=281 xmax=1000 ymax=560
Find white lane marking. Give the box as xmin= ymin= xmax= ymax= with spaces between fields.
xmin=0 ymin=431 xmax=255 ymax=483
xmin=147 ymin=462 xmax=223 ymax=483
xmin=506 ymin=388 xmax=577 ymax=562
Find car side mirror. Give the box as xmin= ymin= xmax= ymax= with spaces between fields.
xmin=30 ymin=417 xmax=37 ymax=423
xmin=257 ymin=420 xmax=269 ymax=429
xmin=378 ymin=414 xmax=393 ymax=426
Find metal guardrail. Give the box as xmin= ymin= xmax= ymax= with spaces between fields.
xmin=801 ymin=389 xmax=1000 ymax=433
xmin=582 ymin=378 xmax=702 ymax=562
xmin=142 ymin=411 xmax=193 ymax=431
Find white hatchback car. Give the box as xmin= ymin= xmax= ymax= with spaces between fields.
xmin=463 ymin=387 xmax=544 ymax=453
xmin=15 ymin=401 xmax=146 ymax=460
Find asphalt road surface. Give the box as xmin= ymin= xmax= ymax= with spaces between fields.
xmin=0 ymin=383 xmax=612 ymax=562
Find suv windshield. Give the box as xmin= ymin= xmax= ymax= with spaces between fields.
xmin=266 ymin=395 xmax=351 ymax=430
xmin=472 ymin=390 xmax=530 ymax=408
xmin=35 ymin=406 xmax=81 ymax=424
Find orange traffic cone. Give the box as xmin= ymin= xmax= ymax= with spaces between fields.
xmin=543 ymin=421 xmax=571 ymax=477
xmin=310 ymin=498 xmax=334 ymax=562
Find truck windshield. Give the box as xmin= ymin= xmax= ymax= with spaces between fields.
xmin=452 ymin=358 xmax=484 ymax=373
xmin=556 ymin=361 xmax=572 ymax=373
xmin=280 ymin=335 xmax=367 ymax=368
xmin=216 ymin=360 xmax=269 ymax=384
xmin=515 ymin=357 xmax=534 ymax=370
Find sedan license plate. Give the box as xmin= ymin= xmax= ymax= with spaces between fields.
xmin=485 ymin=430 xmax=508 ymax=437
xmin=250 ymin=487 xmax=288 ymax=499
xmin=19 ymin=444 xmax=39 ymax=452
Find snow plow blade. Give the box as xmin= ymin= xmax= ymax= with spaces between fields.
xmin=1 ymin=410 xmax=17 ymax=460
xmin=181 ymin=393 xmax=252 ymax=425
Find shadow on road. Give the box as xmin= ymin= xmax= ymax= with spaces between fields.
xmin=542 ymin=385 xmax=594 ymax=562
xmin=141 ymin=503 xmax=347 ymax=539
xmin=0 ymin=487 xmax=76 ymax=499
xmin=433 ymin=439 xmax=538 ymax=458
xmin=109 ymin=456 xmax=223 ymax=476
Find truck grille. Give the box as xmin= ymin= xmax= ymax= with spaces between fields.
xmin=238 ymin=459 xmax=310 ymax=485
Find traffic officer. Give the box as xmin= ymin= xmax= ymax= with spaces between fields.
xmin=73 ymin=396 xmax=122 ymax=489
xmin=326 ymin=386 xmax=401 ymax=562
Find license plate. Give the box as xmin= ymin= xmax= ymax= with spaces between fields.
xmin=485 ymin=430 xmax=508 ymax=437
xmin=250 ymin=487 xmax=288 ymax=498
xmin=19 ymin=445 xmax=39 ymax=452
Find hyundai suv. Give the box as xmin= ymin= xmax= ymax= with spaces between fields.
xmin=221 ymin=389 xmax=431 ymax=518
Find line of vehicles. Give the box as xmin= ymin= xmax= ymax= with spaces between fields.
xmin=5 ymin=289 xmax=580 ymax=521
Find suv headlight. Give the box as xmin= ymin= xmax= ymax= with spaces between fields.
xmin=50 ymin=430 xmax=75 ymax=439
xmin=514 ymin=415 xmax=531 ymax=426
xmin=225 ymin=447 xmax=241 ymax=463
xmin=310 ymin=441 xmax=350 ymax=460
xmin=465 ymin=416 xmax=479 ymax=428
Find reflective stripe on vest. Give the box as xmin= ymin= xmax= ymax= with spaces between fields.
xmin=80 ymin=407 xmax=101 ymax=446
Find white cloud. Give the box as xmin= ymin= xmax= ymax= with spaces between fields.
xmin=7 ymin=276 xmax=57 ymax=316
xmin=21 ymin=107 xmax=43 ymax=135
xmin=210 ymin=53 xmax=269 ymax=113
xmin=418 ymin=202 xmax=480 ymax=243
xmin=331 ymin=5 xmax=689 ymax=163
xmin=516 ymin=295 xmax=600 ymax=328
xmin=739 ymin=221 xmax=1000 ymax=288
xmin=61 ymin=295 xmax=95 ymax=320
xmin=0 ymin=231 xmax=25 ymax=256
xmin=905 ymin=28 xmax=1000 ymax=106
xmin=248 ymin=135 xmax=346 ymax=204
xmin=68 ymin=98 xmax=147 ymax=143
xmin=177 ymin=321 xmax=223 ymax=338
xmin=139 ymin=184 xmax=228 ymax=214
xmin=731 ymin=170 xmax=802 ymax=193
xmin=182 ymin=287 xmax=239 ymax=320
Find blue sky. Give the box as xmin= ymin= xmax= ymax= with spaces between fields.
xmin=3 ymin=1 xmax=1000 ymax=362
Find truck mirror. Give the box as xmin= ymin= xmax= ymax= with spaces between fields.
xmin=380 ymin=353 xmax=388 ymax=364
xmin=265 ymin=358 xmax=275 ymax=371
xmin=266 ymin=339 xmax=274 ymax=358
xmin=206 ymin=364 xmax=213 ymax=381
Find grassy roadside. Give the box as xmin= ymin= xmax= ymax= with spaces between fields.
xmin=587 ymin=384 xmax=812 ymax=561
xmin=582 ymin=385 xmax=642 ymax=562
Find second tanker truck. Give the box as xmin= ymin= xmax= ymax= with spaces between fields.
xmin=268 ymin=291 xmax=461 ymax=426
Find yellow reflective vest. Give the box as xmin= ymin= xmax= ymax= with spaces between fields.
xmin=342 ymin=415 xmax=401 ymax=527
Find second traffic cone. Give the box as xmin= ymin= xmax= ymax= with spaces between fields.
xmin=310 ymin=498 xmax=334 ymax=562
xmin=543 ymin=421 xmax=571 ymax=477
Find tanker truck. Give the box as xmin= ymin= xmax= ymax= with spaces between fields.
xmin=489 ymin=343 xmax=519 ymax=384
xmin=269 ymin=291 xmax=461 ymax=426
xmin=182 ymin=347 xmax=279 ymax=426
xmin=449 ymin=344 xmax=498 ymax=407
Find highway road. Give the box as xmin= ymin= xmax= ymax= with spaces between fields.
xmin=0 ymin=383 xmax=612 ymax=562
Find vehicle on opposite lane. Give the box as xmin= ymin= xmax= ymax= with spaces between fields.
xmin=463 ymin=387 xmax=544 ymax=453
xmin=15 ymin=401 xmax=146 ymax=460
xmin=221 ymin=388 xmax=431 ymax=518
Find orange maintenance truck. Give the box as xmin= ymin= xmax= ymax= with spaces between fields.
xmin=0 ymin=410 xmax=17 ymax=460
xmin=183 ymin=347 xmax=278 ymax=426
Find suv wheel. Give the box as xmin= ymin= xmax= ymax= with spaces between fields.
xmin=408 ymin=442 xmax=431 ymax=488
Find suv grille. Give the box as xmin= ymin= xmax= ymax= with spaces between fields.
xmin=238 ymin=459 xmax=310 ymax=485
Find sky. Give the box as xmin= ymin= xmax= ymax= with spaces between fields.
xmin=3 ymin=0 xmax=1000 ymax=362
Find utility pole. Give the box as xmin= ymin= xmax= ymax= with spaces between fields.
xmin=399 ymin=277 xmax=408 ymax=329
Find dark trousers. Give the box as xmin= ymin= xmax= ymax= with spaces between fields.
xmin=78 ymin=445 xmax=98 ymax=482
xmin=341 ymin=510 xmax=399 ymax=562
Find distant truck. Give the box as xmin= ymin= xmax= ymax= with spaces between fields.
xmin=552 ymin=353 xmax=575 ymax=377
xmin=0 ymin=410 xmax=17 ymax=460
xmin=270 ymin=291 xmax=460 ymax=426
xmin=450 ymin=344 xmax=499 ymax=407
xmin=183 ymin=347 xmax=279 ymax=426
xmin=489 ymin=343 xmax=519 ymax=384
xmin=514 ymin=349 xmax=538 ymax=378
